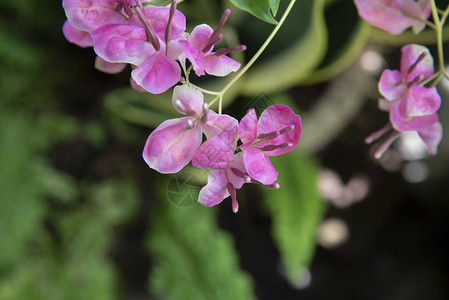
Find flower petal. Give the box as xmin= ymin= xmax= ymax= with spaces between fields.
xmin=172 ymin=84 xmax=204 ymax=116
xmin=188 ymin=24 xmax=213 ymax=52
xmin=92 ymin=23 xmax=155 ymax=65
xmin=402 ymin=85 xmax=441 ymax=117
xmin=243 ymin=147 xmax=278 ymax=185
xmin=142 ymin=117 xmax=202 ymax=173
xmin=95 ymin=56 xmax=126 ymax=74
xmin=63 ymin=20 xmax=93 ymax=48
xmin=257 ymin=105 xmax=301 ymax=156
xmin=238 ymin=108 xmax=258 ymax=145
xmin=418 ymin=121 xmax=443 ymax=155
xmin=228 ymin=152 xmax=246 ymax=189
xmin=400 ymin=44 xmax=434 ymax=81
xmin=198 ymin=169 xmax=230 ymax=207
xmin=192 ymin=132 xmax=236 ymax=169
xmin=203 ymin=54 xmax=240 ymax=77
xmin=143 ymin=5 xmax=186 ymax=41
xmin=131 ymin=52 xmax=181 ymax=94
xmin=179 ymin=40 xmax=205 ymax=76
xmin=201 ymin=113 xmax=239 ymax=139
xmin=378 ymin=69 xmax=404 ymax=100
xmin=390 ymin=101 xmax=439 ymax=132
xmin=63 ymin=0 xmax=126 ymax=33
xmin=354 ymin=0 xmax=423 ymax=35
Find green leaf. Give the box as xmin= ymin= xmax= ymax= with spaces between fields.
xmin=230 ymin=0 xmax=278 ymax=24
xmin=147 ymin=184 xmax=256 ymax=300
xmin=263 ymin=152 xmax=326 ymax=287
xmin=241 ymin=0 xmax=327 ymax=95
xmin=270 ymin=0 xmax=281 ymax=16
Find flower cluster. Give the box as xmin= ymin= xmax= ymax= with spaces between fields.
xmin=142 ymin=85 xmax=301 ymax=212
xmin=366 ymin=44 xmax=442 ymax=158
xmin=62 ymin=0 xmax=302 ymax=212
xmin=354 ymin=0 xmax=443 ymax=158
xmin=62 ymin=0 xmax=245 ymax=94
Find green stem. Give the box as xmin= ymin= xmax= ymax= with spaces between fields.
xmin=216 ymin=0 xmax=297 ymax=111
xmin=431 ymin=0 xmax=445 ymax=75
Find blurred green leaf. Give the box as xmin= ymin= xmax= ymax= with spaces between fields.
xmin=0 ymin=112 xmax=46 ymax=269
xmin=103 ymin=88 xmax=179 ymax=127
xmin=229 ymin=0 xmax=279 ymax=24
xmin=263 ymin=152 xmax=326 ymax=287
xmin=148 ymin=185 xmax=256 ymax=300
xmin=301 ymin=0 xmax=371 ymax=84
xmin=241 ymin=0 xmax=327 ymax=95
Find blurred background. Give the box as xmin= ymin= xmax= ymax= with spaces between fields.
xmin=1 ymin=0 xmax=448 ymax=299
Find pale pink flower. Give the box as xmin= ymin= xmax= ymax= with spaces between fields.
xmin=354 ymin=0 xmax=431 ymax=34
xmin=238 ymin=105 xmax=301 ymax=185
xmin=179 ymin=9 xmax=246 ymax=77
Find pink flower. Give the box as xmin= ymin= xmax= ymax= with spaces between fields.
xmin=63 ymin=20 xmax=93 ymax=48
xmin=366 ymin=44 xmax=443 ymax=158
xmin=198 ymin=153 xmax=248 ymax=213
xmin=238 ymin=105 xmax=301 ymax=185
xmin=379 ymin=44 xmax=434 ymax=101
xmin=91 ymin=3 xmax=186 ymax=93
xmin=142 ymin=85 xmax=206 ymax=173
xmin=62 ymin=0 xmax=136 ymax=33
xmin=179 ymin=9 xmax=246 ymax=77
xmin=354 ymin=0 xmax=431 ymax=34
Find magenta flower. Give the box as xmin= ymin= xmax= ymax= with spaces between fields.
xmin=198 ymin=153 xmax=248 ymax=213
xmin=239 ymin=105 xmax=301 ymax=185
xmin=379 ymin=44 xmax=434 ymax=102
xmin=366 ymin=44 xmax=443 ymax=158
xmin=179 ymin=9 xmax=246 ymax=77
xmin=91 ymin=2 xmax=186 ymax=93
xmin=354 ymin=0 xmax=431 ymax=34
xmin=142 ymin=85 xmax=206 ymax=173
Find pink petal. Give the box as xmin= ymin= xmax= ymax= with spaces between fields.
xmin=418 ymin=122 xmax=443 ymax=155
xmin=390 ymin=101 xmax=439 ymax=132
xmin=198 ymin=169 xmax=230 ymax=207
xmin=172 ymin=84 xmax=204 ymax=116
xmin=130 ymin=77 xmax=147 ymax=92
xmin=95 ymin=56 xmax=126 ymax=74
xmin=378 ymin=69 xmax=404 ymax=100
xmin=378 ymin=98 xmax=393 ymax=112
xmin=188 ymin=24 xmax=214 ymax=53
xmin=63 ymin=0 xmax=126 ymax=33
xmin=401 ymin=85 xmax=441 ymax=117
xmin=142 ymin=117 xmax=202 ymax=173
xmin=179 ymin=40 xmax=205 ymax=76
xmin=412 ymin=0 xmax=432 ymax=33
xmin=228 ymin=152 xmax=246 ymax=189
xmin=203 ymin=54 xmax=240 ymax=77
xmin=92 ymin=24 xmax=155 ymax=65
xmin=143 ymin=6 xmax=186 ymax=41
xmin=63 ymin=20 xmax=93 ymax=48
xmin=238 ymin=108 xmax=258 ymax=145
xmin=201 ymin=114 xmax=239 ymax=139
xmin=354 ymin=0 xmax=421 ymax=34
xmin=192 ymin=132 xmax=236 ymax=169
xmin=243 ymin=147 xmax=278 ymax=185
xmin=257 ymin=105 xmax=301 ymax=156
xmin=400 ymin=44 xmax=434 ymax=81
xmin=131 ymin=52 xmax=181 ymax=94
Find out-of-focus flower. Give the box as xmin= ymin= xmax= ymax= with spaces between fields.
xmin=354 ymin=0 xmax=431 ymax=34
